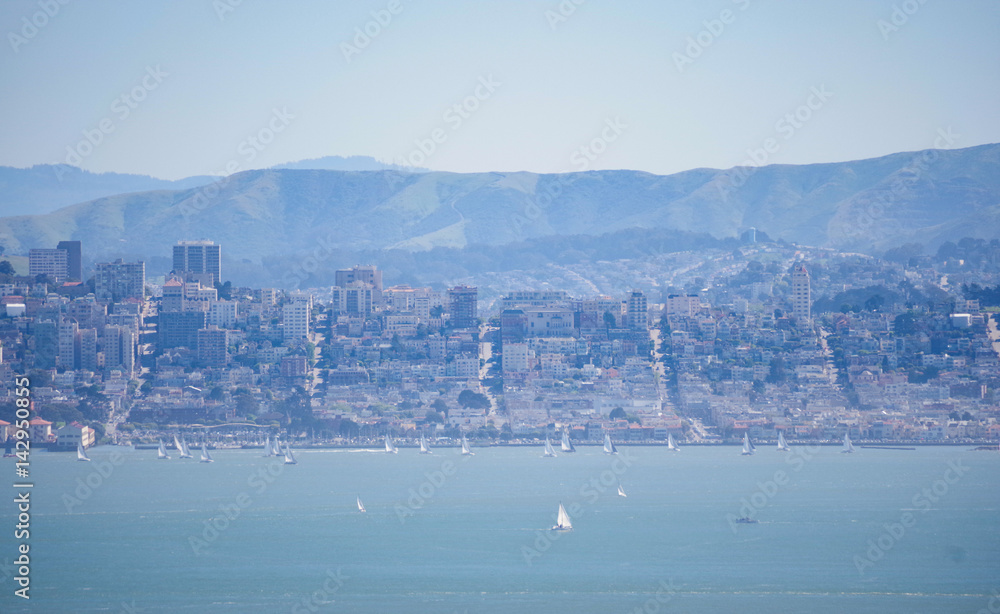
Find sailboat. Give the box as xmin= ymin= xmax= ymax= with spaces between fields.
xmin=542 ymin=437 xmax=557 ymax=457
xmin=777 ymin=431 xmax=790 ymax=452
xmin=419 ymin=434 xmax=432 ymax=454
xmin=180 ymin=437 xmax=193 ymax=459
xmin=461 ymin=435 xmax=474 ymax=456
xmin=173 ymin=435 xmax=192 ymax=458
xmin=271 ymin=436 xmax=282 ymax=457
xmin=617 ymin=483 xmax=627 ymax=497
xmin=603 ymin=433 xmax=618 ymax=455
xmin=384 ymin=435 xmax=398 ymax=454
xmin=157 ymin=439 xmax=170 ymax=460
xmin=841 ymin=431 xmax=855 ymax=454
xmin=551 ymin=502 xmax=573 ymax=531
xmin=357 ymin=496 xmax=366 ymax=513
xmin=667 ymin=433 xmax=680 ymax=451
xmin=741 ymin=432 xmax=756 ymax=456
xmin=283 ymin=443 xmax=297 ymax=464
xmin=199 ymin=441 xmax=214 ymax=463
xmin=561 ymin=430 xmax=576 ymax=453
xmin=262 ymin=435 xmax=274 ymax=457
xmin=77 ymin=444 xmax=91 ymax=462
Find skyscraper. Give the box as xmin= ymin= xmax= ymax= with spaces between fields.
xmin=791 ymin=265 xmax=811 ymax=322
xmin=173 ymin=240 xmax=222 ymax=285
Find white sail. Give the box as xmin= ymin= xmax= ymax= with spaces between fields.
xmin=552 ymin=502 xmax=573 ymax=531
xmin=603 ymin=433 xmax=618 ymax=455
xmin=157 ymin=439 xmax=170 ymax=460
xmin=357 ymin=496 xmax=366 ymax=513
xmin=179 ymin=437 xmax=193 ymax=459
xmin=419 ymin=435 xmax=431 ymax=454
xmin=384 ymin=435 xmax=398 ymax=454
xmin=741 ymin=432 xmax=755 ymax=456
xmin=263 ymin=436 xmax=273 ymax=457
xmin=284 ymin=443 xmax=297 ymax=464
xmin=561 ymin=430 xmax=576 ymax=453
xmin=271 ymin=437 xmax=281 ymax=457
xmin=617 ymin=483 xmax=627 ymax=498
xmin=461 ymin=435 xmax=474 ymax=456
xmin=667 ymin=433 xmax=679 ymax=451
xmin=777 ymin=431 xmax=790 ymax=452
xmin=842 ymin=431 xmax=854 ymax=453
xmin=200 ymin=441 xmax=214 ymax=463
xmin=173 ymin=435 xmax=184 ymax=454
xmin=543 ymin=437 xmax=557 ymax=457
xmin=77 ymin=444 xmax=91 ymax=462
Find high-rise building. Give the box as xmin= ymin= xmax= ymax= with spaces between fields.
xmin=79 ymin=328 xmax=98 ymax=371
xmin=335 ymin=265 xmax=381 ymax=291
xmin=172 ymin=240 xmax=221 ymax=285
xmin=283 ymin=295 xmax=311 ymax=342
xmin=28 ymin=248 xmax=69 ymax=282
xmin=332 ymin=282 xmax=374 ymax=316
xmin=57 ymin=241 xmax=82 ymax=281
xmin=58 ymin=318 xmax=79 ymax=370
xmin=448 ymin=285 xmax=478 ymax=329
xmin=791 ymin=265 xmax=811 ymax=322
xmin=101 ymin=325 xmax=135 ymax=375
xmin=33 ymin=320 xmax=58 ymax=369
xmin=95 ymin=259 xmax=145 ymax=302
xmin=159 ymin=311 xmax=206 ymax=349
xmin=626 ymin=290 xmax=648 ymax=330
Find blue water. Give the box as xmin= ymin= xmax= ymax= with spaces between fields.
xmin=1 ymin=445 xmax=998 ymax=613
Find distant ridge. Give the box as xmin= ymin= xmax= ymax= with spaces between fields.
xmin=0 ymin=164 xmax=215 ymax=217
xmin=0 ymin=143 xmax=997 ymax=287
xmin=271 ymin=155 xmax=427 ymax=173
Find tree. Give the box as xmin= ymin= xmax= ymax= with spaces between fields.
xmin=214 ymin=280 xmax=233 ymax=300
xmin=457 ymin=390 xmax=490 ymax=410
xmin=0 ymin=260 xmax=15 ymax=276
xmin=609 ymin=407 xmax=627 ymax=420
xmin=424 ymin=410 xmax=444 ymax=424
xmin=432 ymin=398 xmax=449 ymax=417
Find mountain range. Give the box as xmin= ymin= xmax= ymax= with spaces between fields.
xmin=0 ymin=144 xmax=996 ymax=287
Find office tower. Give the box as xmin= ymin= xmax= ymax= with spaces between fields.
xmin=335 ymin=265 xmax=382 ymax=304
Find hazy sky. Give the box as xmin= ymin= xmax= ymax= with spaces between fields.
xmin=1 ymin=0 xmax=998 ymax=179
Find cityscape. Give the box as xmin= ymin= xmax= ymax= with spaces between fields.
xmin=1 ymin=1 xmax=998 ymax=612
xmin=4 ymin=235 xmax=999 ymax=452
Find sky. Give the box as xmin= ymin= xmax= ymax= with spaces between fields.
xmin=0 ymin=0 xmax=998 ymax=180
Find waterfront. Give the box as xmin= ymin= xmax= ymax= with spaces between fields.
xmin=1 ymin=445 xmax=998 ymax=613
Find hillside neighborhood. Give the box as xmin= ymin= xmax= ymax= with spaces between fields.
xmin=3 ymin=235 xmax=999 ymax=449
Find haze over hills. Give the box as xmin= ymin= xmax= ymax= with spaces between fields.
xmin=0 ymin=156 xmax=420 ymax=219
xmin=0 ymin=143 xmax=997 ymax=287
xmin=0 ymin=165 xmax=216 ymax=217
xmin=271 ymin=155 xmax=427 ymax=173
